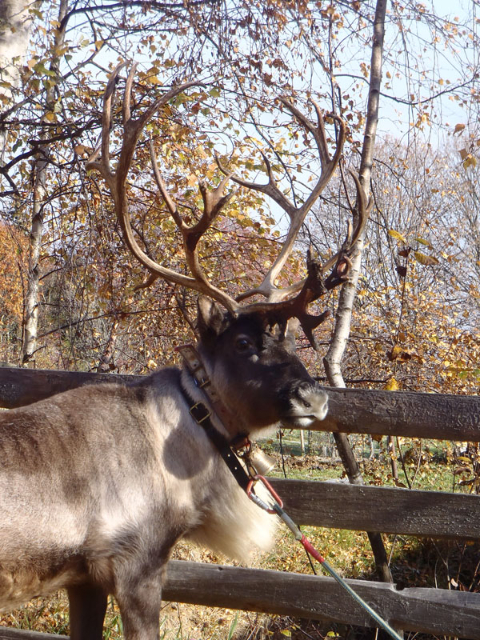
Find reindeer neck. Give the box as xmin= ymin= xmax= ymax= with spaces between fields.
xmin=177 ymin=344 xmax=248 ymax=445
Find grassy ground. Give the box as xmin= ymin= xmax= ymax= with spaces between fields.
xmin=1 ymin=441 xmax=479 ymax=640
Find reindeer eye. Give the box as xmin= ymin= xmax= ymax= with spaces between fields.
xmin=235 ymin=335 xmax=255 ymax=354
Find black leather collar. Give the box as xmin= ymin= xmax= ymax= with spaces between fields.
xmin=180 ymin=383 xmax=251 ymax=491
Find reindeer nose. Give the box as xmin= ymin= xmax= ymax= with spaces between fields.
xmin=296 ymin=383 xmax=329 ymax=421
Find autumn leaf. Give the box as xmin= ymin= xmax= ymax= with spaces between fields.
xmin=413 ymin=251 xmax=439 ymax=266
xmin=388 ymin=346 xmax=412 ymax=362
xmin=388 ymin=346 xmax=403 ymax=361
xmin=385 ymin=377 xmax=400 ymax=391
xmin=464 ymin=154 xmax=477 ymax=169
xmin=388 ymin=229 xmax=407 ymax=243
xmin=414 ymin=237 xmax=432 ymax=248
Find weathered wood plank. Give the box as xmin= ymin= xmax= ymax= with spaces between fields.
xmin=1 ymin=367 xmax=479 ymax=441
xmin=163 ymin=560 xmax=480 ymax=639
xmin=0 ymin=367 xmax=140 ymax=409
xmin=0 ymin=629 xmax=67 ymax=639
xmin=320 ymin=387 xmax=480 ymax=441
xmin=2 ymin=562 xmax=479 ymax=639
xmin=270 ymin=479 xmax=480 ymax=539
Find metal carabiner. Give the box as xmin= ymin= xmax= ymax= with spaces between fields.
xmin=246 ymin=474 xmax=283 ymax=514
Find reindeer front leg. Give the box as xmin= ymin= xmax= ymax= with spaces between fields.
xmin=114 ymin=565 xmax=165 ymax=640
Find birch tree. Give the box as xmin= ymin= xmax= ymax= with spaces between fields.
xmin=22 ymin=0 xmax=69 ymax=364
xmin=320 ymin=0 xmax=391 ymax=582
xmin=0 ymin=0 xmax=39 ymax=164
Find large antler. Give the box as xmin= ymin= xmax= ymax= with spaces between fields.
xmin=217 ymin=98 xmax=346 ymax=304
xmin=217 ymin=100 xmax=368 ymax=348
xmin=88 ymin=63 xmax=370 ymax=349
xmin=87 ymin=62 xmax=239 ymax=313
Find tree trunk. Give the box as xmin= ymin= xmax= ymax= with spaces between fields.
xmin=22 ymin=0 xmax=68 ymax=365
xmin=323 ymin=0 xmax=393 ymax=584
xmin=0 ymin=0 xmax=38 ymax=163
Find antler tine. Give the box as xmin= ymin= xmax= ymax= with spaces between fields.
xmin=87 ymin=61 xmax=129 ymax=190
xmin=217 ymin=99 xmax=346 ymax=304
xmin=122 ymin=63 xmax=136 ymax=125
xmin=88 ymin=62 xmax=239 ymax=314
xmin=197 ymin=172 xmax=236 ymax=232
xmin=181 ymin=175 xmax=236 ymax=288
xmin=147 ymin=108 xmax=240 ymax=309
xmin=216 ymin=152 xmax=296 ymax=218
xmin=149 ymin=138 xmax=184 ymax=229
xmin=319 ymin=170 xmax=371 ymax=279
xmin=278 ymin=98 xmax=346 ymax=219
xmin=239 ymin=171 xmax=371 ymax=350
xmin=149 ymin=135 xmax=238 ymax=303
xmin=346 ymin=170 xmax=371 ymax=249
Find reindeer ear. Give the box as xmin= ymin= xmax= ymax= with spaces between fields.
xmin=284 ymin=317 xmax=300 ymax=349
xmin=197 ymin=296 xmax=228 ymax=343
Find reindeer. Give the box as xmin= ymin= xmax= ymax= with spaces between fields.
xmin=0 ymin=64 xmax=367 ymax=640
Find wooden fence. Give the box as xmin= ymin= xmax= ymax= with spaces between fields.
xmin=1 ymin=366 xmax=479 ymax=640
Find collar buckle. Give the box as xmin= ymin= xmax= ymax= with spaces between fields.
xmin=189 ymin=401 xmax=212 ymax=424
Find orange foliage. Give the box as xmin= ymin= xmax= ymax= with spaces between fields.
xmin=0 ymin=222 xmax=27 ymax=327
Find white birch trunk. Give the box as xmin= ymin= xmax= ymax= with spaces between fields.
xmin=322 ymin=0 xmax=394 ymax=586
xmin=0 ymin=0 xmax=38 ymax=163
xmin=22 ymin=0 xmax=68 ymax=364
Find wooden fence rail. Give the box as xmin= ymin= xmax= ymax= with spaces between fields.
xmin=271 ymin=479 xmax=480 ymax=540
xmin=2 ymin=562 xmax=480 ymax=640
xmin=1 ymin=366 xmax=479 ymax=441
xmin=1 ymin=366 xmax=479 ymax=639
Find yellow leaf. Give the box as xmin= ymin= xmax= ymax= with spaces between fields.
xmin=413 ymin=251 xmax=439 ymax=266
xmin=389 ymin=346 xmax=403 ymax=360
xmin=385 ymin=377 xmax=400 ymax=391
xmin=414 ymin=237 xmax=432 ymax=248
xmin=388 ymin=229 xmax=407 ymax=243
xmin=463 ymin=154 xmax=477 ymax=169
